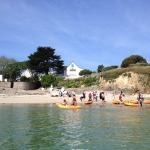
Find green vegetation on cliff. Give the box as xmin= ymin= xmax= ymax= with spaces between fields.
xmin=57 ymin=76 xmax=98 ymax=88
xmin=100 ymin=66 xmax=150 ymax=85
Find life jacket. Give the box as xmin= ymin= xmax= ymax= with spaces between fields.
xmin=63 ymin=101 xmax=67 ymax=106
xmin=89 ymin=93 xmax=92 ymax=97
xmin=73 ymin=101 xmax=77 ymax=106
xmin=119 ymin=95 xmax=122 ymax=99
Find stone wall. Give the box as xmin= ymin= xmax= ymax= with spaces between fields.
xmin=0 ymin=82 xmax=11 ymax=88
xmin=13 ymin=82 xmax=38 ymax=90
xmin=0 ymin=82 xmax=38 ymax=90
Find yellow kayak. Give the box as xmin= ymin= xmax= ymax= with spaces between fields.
xmin=123 ymin=102 xmax=140 ymax=107
xmin=112 ymin=100 xmax=120 ymax=104
xmin=122 ymin=100 xmax=138 ymax=104
xmin=56 ymin=103 xmax=81 ymax=109
xmin=129 ymin=100 xmax=138 ymax=104
xmin=84 ymin=101 xmax=93 ymax=105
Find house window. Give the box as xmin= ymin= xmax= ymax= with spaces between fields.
xmin=71 ymin=63 xmax=74 ymax=69
xmin=70 ymin=63 xmax=76 ymax=71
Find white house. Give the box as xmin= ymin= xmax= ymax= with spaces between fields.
xmin=63 ymin=61 xmax=83 ymax=79
xmin=0 ymin=75 xmax=2 ymax=81
xmin=21 ymin=69 xmax=32 ymax=78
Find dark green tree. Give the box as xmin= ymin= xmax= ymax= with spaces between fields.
xmin=121 ymin=55 xmax=148 ymax=68
xmin=28 ymin=47 xmax=64 ymax=75
xmin=79 ymin=69 xmax=92 ymax=76
xmin=97 ymin=65 xmax=104 ymax=73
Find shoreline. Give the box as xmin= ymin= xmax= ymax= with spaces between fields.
xmin=0 ymin=93 xmax=141 ymax=104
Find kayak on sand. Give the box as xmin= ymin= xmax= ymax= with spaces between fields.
xmin=123 ymin=102 xmax=140 ymax=107
xmin=84 ymin=101 xmax=93 ymax=105
xmin=112 ymin=100 xmax=120 ymax=104
xmin=143 ymin=100 xmax=150 ymax=104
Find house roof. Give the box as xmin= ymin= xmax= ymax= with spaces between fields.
xmin=65 ymin=61 xmax=83 ymax=70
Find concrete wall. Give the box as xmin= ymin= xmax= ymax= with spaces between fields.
xmin=0 ymin=82 xmax=38 ymax=90
xmin=0 ymin=82 xmax=11 ymax=88
xmin=13 ymin=82 xmax=38 ymax=90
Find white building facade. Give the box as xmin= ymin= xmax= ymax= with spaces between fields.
xmin=0 ymin=75 xmax=2 ymax=81
xmin=63 ymin=61 xmax=83 ymax=79
xmin=21 ymin=69 xmax=32 ymax=78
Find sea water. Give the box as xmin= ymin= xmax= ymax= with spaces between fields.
xmin=0 ymin=103 xmax=150 ymax=150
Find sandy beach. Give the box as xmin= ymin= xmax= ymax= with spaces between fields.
xmin=0 ymin=91 xmax=141 ymax=104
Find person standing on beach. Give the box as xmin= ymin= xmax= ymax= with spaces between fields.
xmin=113 ymin=93 xmax=115 ymax=99
xmin=99 ymin=92 xmax=102 ymax=100
xmin=137 ymin=92 xmax=143 ymax=107
xmin=101 ymin=92 xmax=105 ymax=103
xmin=88 ymin=92 xmax=92 ymax=101
xmin=80 ymin=90 xmax=86 ymax=101
xmin=141 ymin=92 xmax=144 ymax=101
xmin=119 ymin=94 xmax=123 ymax=102
xmin=72 ymin=91 xmax=76 ymax=97
xmin=92 ymin=91 xmax=98 ymax=101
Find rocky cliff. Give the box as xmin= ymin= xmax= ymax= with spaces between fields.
xmin=99 ymin=71 xmax=150 ymax=94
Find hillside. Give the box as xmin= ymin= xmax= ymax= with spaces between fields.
xmin=99 ymin=66 xmax=150 ymax=94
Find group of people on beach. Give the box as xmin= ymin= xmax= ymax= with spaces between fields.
xmin=80 ymin=91 xmax=106 ymax=102
xmin=61 ymin=90 xmax=107 ymax=106
xmin=118 ymin=90 xmax=144 ymax=106
xmin=59 ymin=88 xmax=76 ymax=98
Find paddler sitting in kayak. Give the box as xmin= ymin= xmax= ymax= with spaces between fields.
xmin=71 ymin=98 xmax=77 ymax=106
xmin=63 ymin=99 xmax=68 ymax=106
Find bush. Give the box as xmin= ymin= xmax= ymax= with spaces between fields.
xmin=129 ymin=63 xmax=148 ymax=67
xmin=41 ymin=75 xmax=55 ymax=88
xmin=79 ymin=69 xmax=92 ymax=76
xmin=20 ymin=76 xmax=30 ymax=82
xmin=102 ymin=66 xmax=118 ymax=72
xmin=83 ymin=77 xmax=97 ymax=87
xmin=121 ymin=55 xmax=148 ymax=68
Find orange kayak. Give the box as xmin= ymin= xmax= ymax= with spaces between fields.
xmin=112 ymin=100 xmax=120 ymax=104
xmin=84 ymin=101 xmax=93 ymax=105
xmin=143 ymin=100 xmax=150 ymax=104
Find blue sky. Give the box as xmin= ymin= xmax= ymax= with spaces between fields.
xmin=0 ymin=0 xmax=150 ymax=71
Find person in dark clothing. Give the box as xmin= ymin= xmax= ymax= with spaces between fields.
xmin=99 ymin=92 xmax=102 ymax=100
xmin=80 ymin=91 xmax=86 ymax=101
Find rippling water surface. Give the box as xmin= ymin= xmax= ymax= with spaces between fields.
xmin=0 ymin=103 xmax=150 ymax=149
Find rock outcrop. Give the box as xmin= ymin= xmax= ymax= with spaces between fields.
xmin=99 ymin=72 xmax=150 ymax=94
